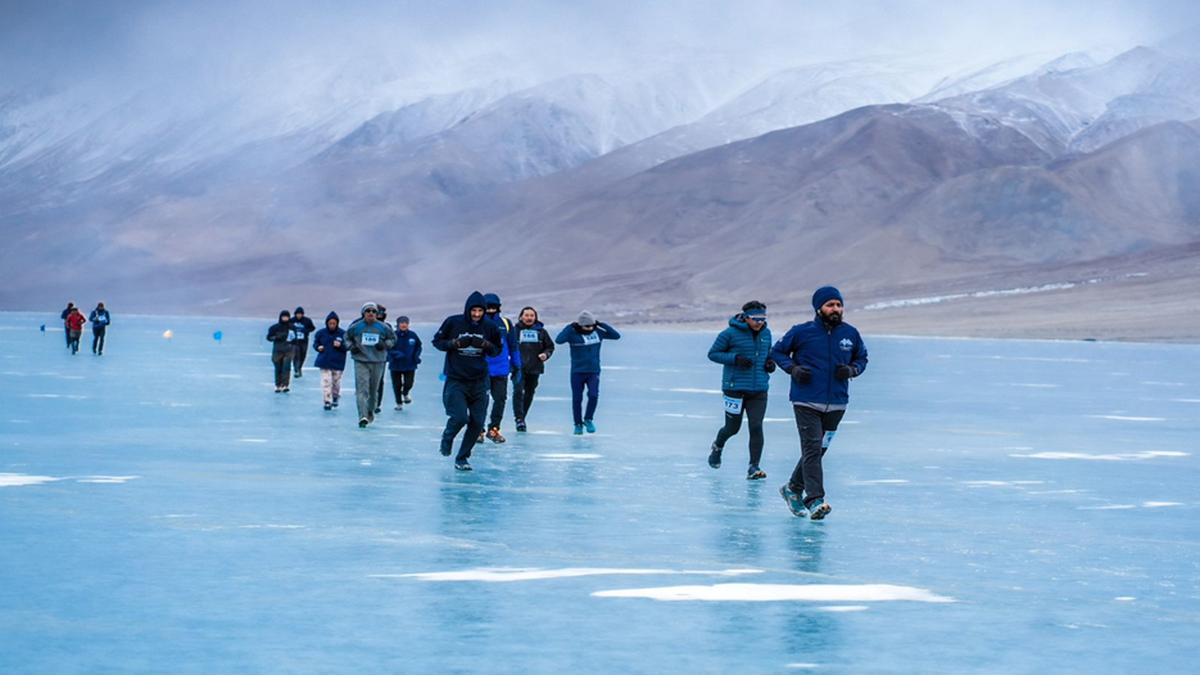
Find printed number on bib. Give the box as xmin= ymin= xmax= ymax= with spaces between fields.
xmin=520 ymin=329 xmax=539 ymax=343
xmin=361 ymin=333 xmax=380 ymax=346
xmin=581 ymin=332 xmax=601 ymax=346
xmin=723 ymin=395 xmax=744 ymax=415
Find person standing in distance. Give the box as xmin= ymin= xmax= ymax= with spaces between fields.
xmin=707 ymin=301 xmax=774 ymax=479
xmin=771 ymin=286 xmax=868 ymax=520
xmin=344 ymin=303 xmax=396 ymax=427
xmin=60 ymin=302 xmax=76 ymax=348
xmin=481 ymin=293 xmax=521 ymax=443
xmin=266 ymin=310 xmax=293 ymax=392
xmin=432 ymin=291 xmax=501 ymax=470
xmin=512 ymin=306 xmax=555 ymax=432
xmin=555 ymin=311 xmax=621 ymax=435
xmin=89 ymin=302 xmax=111 ymax=355
xmin=388 ymin=315 xmax=422 ymax=411
xmin=290 ymin=307 xmax=316 ymax=379
xmin=312 ymin=311 xmax=348 ymax=411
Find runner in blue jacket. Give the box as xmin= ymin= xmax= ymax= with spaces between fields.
xmin=555 ymin=311 xmax=621 ymax=434
xmin=481 ymin=293 xmax=521 ymax=443
xmin=707 ymin=301 xmax=774 ymax=479
xmin=312 ymin=311 xmax=348 ymax=411
xmin=388 ymin=315 xmax=422 ymax=411
xmin=771 ymin=286 xmax=868 ymax=520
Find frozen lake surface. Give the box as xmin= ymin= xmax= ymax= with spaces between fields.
xmin=2 ymin=312 xmax=1198 ymax=672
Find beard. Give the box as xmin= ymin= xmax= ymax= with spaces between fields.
xmin=821 ymin=310 xmax=843 ymax=325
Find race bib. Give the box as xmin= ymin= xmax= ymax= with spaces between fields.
xmin=723 ymin=395 xmax=744 ymax=415
xmin=581 ymin=332 xmax=601 ymax=346
xmin=361 ymin=332 xmax=379 ymax=346
xmin=520 ymin=329 xmax=539 ymax=343
xmin=288 ymin=330 xmax=300 ymax=341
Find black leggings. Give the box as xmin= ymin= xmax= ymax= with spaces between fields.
xmin=512 ymin=371 xmax=540 ymax=421
xmin=713 ymin=390 xmax=768 ymax=465
xmin=391 ymin=370 xmax=415 ymax=404
xmin=272 ymin=351 xmax=292 ymax=388
xmin=788 ymin=406 xmax=845 ymax=506
xmin=92 ymin=330 xmax=106 ymax=354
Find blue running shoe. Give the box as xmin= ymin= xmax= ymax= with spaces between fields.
xmin=584 ymin=419 xmax=596 ymax=433
xmin=807 ymin=498 xmax=832 ymax=520
xmin=573 ymin=424 xmax=584 ymax=435
xmin=746 ymin=465 xmax=766 ymax=480
xmin=779 ymin=485 xmax=806 ymax=517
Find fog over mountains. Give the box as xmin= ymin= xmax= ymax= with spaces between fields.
xmin=3 ymin=2 xmax=1199 ymax=339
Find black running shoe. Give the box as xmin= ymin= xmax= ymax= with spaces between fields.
xmin=708 ymin=443 xmax=722 ymax=469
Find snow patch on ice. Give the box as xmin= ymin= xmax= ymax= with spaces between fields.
xmin=238 ymin=438 xmax=270 ymax=443
xmin=238 ymin=524 xmax=305 ymax=529
xmin=27 ymin=393 xmax=87 ymax=400
xmin=863 ymin=282 xmax=1083 ymax=310
xmin=77 ymin=475 xmax=140 ymax=484
xmin=538 ymin=453 xmax=602 ymax=461
xmin=786 ymin=664 xmax=822 ymax=670
xmin=1114 ymin=597 xmax=1136 ymax=602
xmin=818 ymin=605 xmax=870 ymax=612
xmin=592 ymin=583 xmax=955 ymax=603
xmin=1079 ymin=504 xmax=1138 ymax=511
xmin=653 ymin=387 xmax=723 ymax=394
xmin=963 ymin=480 xmax=1044 ymax=487
xmin=850 ymin=479 xmax=910 ymax=485
xmin=1005 ymin=383 xmax=1061 ymax=388
xmin=0 ymin=473 xmax=60 ymax=487
xmin=1087 ymin=415 xmax=1166 ymax=422
xmin=528 ymin=430 xmax=564 ymax=435
xmin=1011 ymin=451 xmax=1187 ymax=461
xmin=655 ymin=413 xmax=717 ymax=419
xmin=1142 ymin=501 xmax=1183 ymax=508
xmin=385 ymin=567 xmax=764 ymax=582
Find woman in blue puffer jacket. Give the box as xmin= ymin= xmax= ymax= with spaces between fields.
xmin=706 ymin=300 xmax=774 ymax=479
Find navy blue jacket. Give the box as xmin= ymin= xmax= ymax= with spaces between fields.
xmin=555 ymin=322 xmax=621 ymax=374
xmin=312 ymin=312 xmax=348 ymax=371
xmin=708 ymin=315 xmax=773 ymax=393
xmin=771 ymin=318 xmax=868 ymax=409
xmin=388 ymin=329 xmax=423 ymax=371
xmin=289 ymin=314 xmax=316 ymax=345
xmin=432 ymin=292 xmax=502 ymax=381
xmin=89 ymin=308 xmax=111 ymax=334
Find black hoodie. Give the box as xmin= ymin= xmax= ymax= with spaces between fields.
xmin=515 ymin=308 xmax=555 ymax=375
xmin=266 ymin=313 xmax=293 ymax=356
xmin=432 ymin=291 xmax=502 ymax=381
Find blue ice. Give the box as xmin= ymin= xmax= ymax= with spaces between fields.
xmin=1 ymin=313 xmax=1197 ymax=672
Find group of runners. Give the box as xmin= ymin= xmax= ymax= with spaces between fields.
xmin=263 ymin=285 xmax=867 ymax=520
xmin=58 ymin=302 xmax=112 ymax=355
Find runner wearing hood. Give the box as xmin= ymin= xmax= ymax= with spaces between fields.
xmin=388 ymin=315 xmax=422 ymax=410
xmin=88 ymin=302 xmax=111 ymax=355
xmin=290 ymin=307 xmax=316 ymax=378
xmin=266 ymin=310 xmax=293 ymax=392
xmin=344 ymin=303 xmax=397 ymax=427
xmin=512 ymin=306 xmax=554 ymax=432
xmin=771 ymin=286 xmax=868 ymax=520
xmin=481 ymin=293 xmax=521 ymax=443
xmin=555 ymin=311 xmax=621 ymax=434
xmin=374 ymin=305 xmax=389 ymax=413
xmin=707 ymin=301 xmax=774 ymax=479
xmin=312 ymin=311 xmax=348 ymax=411
xmin=432 ymin=291 xmax=501 ymax=471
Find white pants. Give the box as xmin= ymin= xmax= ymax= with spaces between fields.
xmin=321 ymin=369 xmax=343 ymax=404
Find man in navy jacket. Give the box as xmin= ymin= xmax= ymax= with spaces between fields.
xmin=771 ymin=286 xmax=868 ymax=520
xmin=432 ymin=291 xmax=502 ymax=471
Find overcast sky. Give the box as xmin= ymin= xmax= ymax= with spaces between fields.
xmin=2 ymin=0 xmax=1198 ymax=99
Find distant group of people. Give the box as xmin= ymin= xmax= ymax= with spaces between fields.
xmin=59 ymin=302 xmax=111 ymax=355
xmin=266 ymin=292 xmax=622 ymax=472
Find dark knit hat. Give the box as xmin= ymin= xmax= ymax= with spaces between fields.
xmin=811 ymin=286 xmax=843 ymax=311
xmin=397 ymin=315 xmax=410 ymax=324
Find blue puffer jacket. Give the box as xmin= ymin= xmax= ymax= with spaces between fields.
xmin=312 ymin=312 xmax=348 ymax=371
xmin=388 ymin=329 xmax=423 ymax=371
xmin=555 ymin=322 xmax=621 ymax=374
xmin=484 ymin=314 xmax=521 ymax=377
xmin=708 ymin=315 xmax=772 ymax=393
xmin=771 ymin=318 xmax=868 ymax=407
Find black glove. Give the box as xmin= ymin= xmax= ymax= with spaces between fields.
xmin=835 ymin=365 xmax=855 ymax=380
xmin=470 ymin=336 xmax=489 ymax=349
xmin=734 ymin=354 xmax=753 ymax=369
xmin=454 ymin=336 xmax=471 ymax=349
xmin=374 ymin=342 xmax=387 ymax=351
xmin=350 ymin=346 xmax=363 ymax=356
xmin=764 ymin=359 xmax=776 ymax=374
xmin=791 ymin=366 xmax=812 ymax=384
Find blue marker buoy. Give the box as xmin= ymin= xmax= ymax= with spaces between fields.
xmin=213 ymin=330 xmax=223 ymax=343
xmin=39 ymin=324 xmax=46 ymax=333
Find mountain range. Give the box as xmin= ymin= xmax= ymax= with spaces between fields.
xmin=2 ymin=43 xmax=1198 ymax=340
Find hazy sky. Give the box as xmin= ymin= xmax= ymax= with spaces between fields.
xmin=4 ymin=0 xmax=1198 ymax=94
